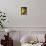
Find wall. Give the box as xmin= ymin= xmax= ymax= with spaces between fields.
xmin=0 ymin=0 xmax=46 ymax=27
xmin=0 ymin=0 xmax=46 ymax=46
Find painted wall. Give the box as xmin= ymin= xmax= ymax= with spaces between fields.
xmin=0 ymin=0 xmax=46 ymax=27
xmin=0 ymin=0 xmax=46 ymax=46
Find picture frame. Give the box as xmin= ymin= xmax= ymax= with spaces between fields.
xmin=21 ymin=7 xmax=27 ymax=15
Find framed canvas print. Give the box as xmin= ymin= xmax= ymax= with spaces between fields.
xmin=21 ymin=7 xmax=27 ymax=15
